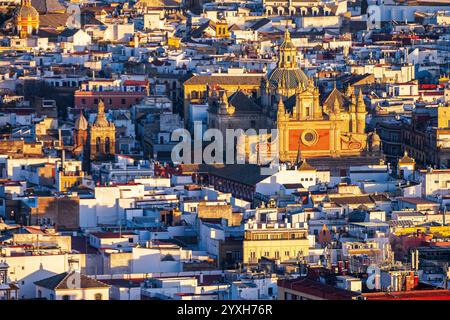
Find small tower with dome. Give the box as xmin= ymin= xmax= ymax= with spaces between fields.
xmin=398 ymin=150 xmax=415 ymax=180
xmin=14 ymin=0 xmax=39 ymax=38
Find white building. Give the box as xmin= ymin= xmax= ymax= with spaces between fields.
xmin=255 ymin=162 xmax=330 ymax=197
xmin=34 ymin=271 xmax=110 ymax=300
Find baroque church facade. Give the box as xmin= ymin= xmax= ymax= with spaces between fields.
xmin=74 ymin=99 xmax=116 ymax=168
xmin=207 ymin=28 xmax=380 ymax=163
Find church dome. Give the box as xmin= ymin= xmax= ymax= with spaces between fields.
xmin=268 ymin=68 xmax=309 ymax=91
xmin=267 ymin=28 xmax=309 ymax=91
xmin=14 ymin=0 xmax=40 ymax=38
xmin=399 ymin=150 xmax=415 ymax=164
xmin=15 ymin=1 xmax=39 ymax=21
xmin=74 ymin=111 xmax=88 ymax=131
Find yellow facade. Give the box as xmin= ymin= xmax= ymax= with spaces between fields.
xmin=215 ymin=21 xmax=229 ymax=38
xmin=58 ymin=173 xmax=84 ymax=192
xmin=393 ymin=225 xmax=450 ymax=237
xmin=14 ymin=0 xmax=39 ymax=38
xmin=243 ymin=228 xmax=309 ymax=264
xmin=438 ymin=104 xmax=450 ymax=128
xmin=168 ymin=37 xmax=181 ymax=49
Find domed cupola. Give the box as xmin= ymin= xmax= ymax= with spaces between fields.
xmin=14 ymin=0 xmax=39 ymax=38
xmin=268 ymin=28 xmax=309 ymax=94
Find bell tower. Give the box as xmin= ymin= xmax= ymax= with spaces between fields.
xmin=89 ymin=99 xmax=116 ymax=161
xmin=356 ymin=88 xmax=367 ymax=134
xmin=278 ymin=28 xmax=297 ymax=69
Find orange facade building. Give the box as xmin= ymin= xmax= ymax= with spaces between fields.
xmin=264 ymin=29 xmax=380 ymax=162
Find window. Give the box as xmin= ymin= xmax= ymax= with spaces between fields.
xmin=94 ymin=293 xmax=102 ymax=300
xmin=38 ymin=290 xmax=42 ymax=298
xmin=62 ymin=295 xmax=70 ymax=300
xmin=105 ymin=137 xmax=111 ymax=153
xmin=50 ymin=294 xmax=54 ymax=300
xmin=121 ymin=98 xmax=126 ymax=104
xmin=96 ymin=137 xmax=101 ymax=153
xmin=304 ymin=132 xmax=315 ymax=142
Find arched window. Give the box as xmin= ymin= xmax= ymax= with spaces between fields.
xmin=96 ymin=137 xmax=101 ymax=153
xmin=105 ymin=137 xmax=110 ymax=153
xmin=94 ymin=293 xmax=102 ymax=300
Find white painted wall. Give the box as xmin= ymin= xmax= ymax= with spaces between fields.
xmin=3 ymin=254 xmax=68 ymax=299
